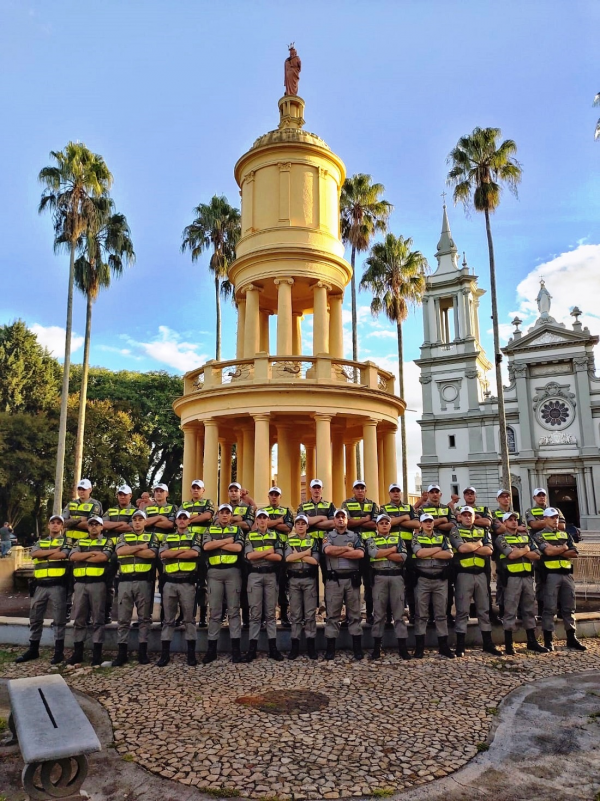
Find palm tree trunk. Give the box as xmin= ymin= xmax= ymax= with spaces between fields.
xmin=215 ymin=273 xmax=222 ymax=362
xmin=350 ymin=245 xmax=362 ymax=478
xmin=397 ymin=320 xmax=408 ymax=497
xmin=485 ymin=208 xmax=511 ymax=490
xmin=53 ymin=240 xmax=76 ymax=513
xmin=72 ymin=291 xmax=93 ymax=496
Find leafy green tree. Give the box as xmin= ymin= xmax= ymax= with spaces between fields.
xmin=447 ymin=127 xmax=522 ymax=490
xmin=361 ymin=234 xmax=428 ymax=494
xmin=38 ymin=142 xmax=113 ymax=512
xmin=181 ymin=195 xmax=241 ymax=361
xmin=0 ymin=320 xmax=60 ymax=413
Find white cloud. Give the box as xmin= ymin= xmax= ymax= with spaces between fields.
xmin=126 ymin=326 xmax=209 ymax=373
xmin=367 ymin=329 xmax=396 ymax=340
xmin=31 ymin=324 xmax=84 ymax=357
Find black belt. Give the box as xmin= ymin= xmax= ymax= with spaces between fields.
xmin=164 ymin=575 xmax=196 ymax=584
xmin=119 ymin=574 xmax=154 ymax=582
xmin=34 ymin=579 xmax=67 ymax=588
xmin=250 ymin=566 xmax=277 ymax=574
xmin=372 ymin=569 xmax=404 ymax=577
xmin=326 ymin=570 xmax=358 ymax=579
xmin=74 ymin=576 xmax=106 ymax=584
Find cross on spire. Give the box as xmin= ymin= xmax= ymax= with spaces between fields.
xmin=441 ymin=190 xmax=447 ymax=205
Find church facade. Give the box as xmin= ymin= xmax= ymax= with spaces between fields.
xmin=416 ymin=207 xmax=600 ymax=529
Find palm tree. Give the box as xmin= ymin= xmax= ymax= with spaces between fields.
xmin=70 ymin=197 xmax=135 ymax=494
xmin=181 ymin=195 xmax=241 ymax=361
xmin=38 ymin=142 xmax=113 ymax=513
xmin=361 ymin=234 xmax=428 ymax=495
xmin=594 ymin=90 xmax=600 ymax=140
xmin=447 ymin=127 xmax=522 ymax=491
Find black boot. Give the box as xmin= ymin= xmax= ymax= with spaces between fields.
xmin=112 ymin=643 xmax=128 ymax=667
xmin=325 ymin=638 xmax=336 ymax=660
xmin=397 ymin=638 xmax=412 ymax=661
xmin=306 ymin=638 xmax=317 ymax=660
xmin=504 ymin=630 xmax=515 ymax=656
xmin=50 ymin=639 xmax=64 ymax=665
xmin=352 ymin=634 xmax=364 ymax=661
xmin=370 ymin=637 xmax=382 ymax=661
xmin=156 ymin=640 xmax=170 ymax=667
xmin=566 ymin=629 xmax=587 ymax=651
xmin=243 ymin=640 xmax=258 ymax=663
xmin=414 ymin=634 xmax=425 ymax=659
xmin=482 ymin=630 xmax=502 ymax=656
xmin=66 ymin=641 xmax=84 ymax=666
xmin=288 ymin=639 xmax=300 ymax=660
xmin=187 ymin=640 xmax=198 ymax=666
xmin=269 ymin=638 xmax=284 ymax=661
xmin=438 ymin=635 xmax=456 ymax=659
xmin=15 ymin=640 xmax=40 ymax=663
xmin=231 ymin=638 xmax=242 ymax=663
xmin=526 ymin=629 xmax=548 ymax=653
xmin=543 ymin=630 xmax=554 ymax=651
xmin=138 ymin=642 xmax=150 ymax=664
xmin=202 ymin=639 xmax=218 ymax=664
xmin=198 ymin=606 xmax=207 ymax=629
xmin=455 ymin=632 xmax=466 ymax=657
xmin=91 ymin=643 xmax=103 ymax=666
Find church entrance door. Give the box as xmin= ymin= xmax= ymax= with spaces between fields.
xmin=548 ymin=474 xmax=580 ymax=526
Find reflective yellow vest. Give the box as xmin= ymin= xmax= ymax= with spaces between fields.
xmin=144 ymin=505 xmax=176 ymax=542
xmin=117 ymin=532 xmax=157 ymax=576
xmin=539 ymin=530 xmax=573 ymax=573
xmin=180 ymin=499 xmax=214 ymax=536
xmin=33 ymin=537 xmax=69 ymax=581
xmin=499 ymin=533 xmax=533 ymax=574
xmin=65 ymin=501 xmax=102 ymax=544
xmin=263 ymin=506 xmax=292 ymax=544
xmin=370 ymin=532 xmax=402 ymax=565
xmin=381 ymin=503 xmax=414 ymax=540
xmin=72 ymin=537 xmax=111 ymax=579
xmin=413 ymin=533 xmax=446 ymax=554
xmin=298 ymin=500 xmax=334 ymax=538
xmin=162 ymin=531 xmax=199 ymax=574
xmin=455 ymin=526 xmax=487 ymax=572
xmin=205 ymin=525 xmax=241 ymax=568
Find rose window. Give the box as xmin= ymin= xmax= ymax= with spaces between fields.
xmin=540 ymin=400 xmax=570 ymax=427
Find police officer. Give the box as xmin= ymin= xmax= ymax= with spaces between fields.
xmin=103 ymin=484 xmax=137 ymax=624
xmin=494 ymin=511 xmax=547 ymax=654
xmin=243 ymin=509 xmax=284 ymax=662
xmin=63 ymin=478 xmax=104 ymax=620
xmin=492 ymin=490 xmax=527 ymax=619
xmin=262 ymin=487 xmax=294 ymax=627
xmin=227 ymin=482 xmax=255 ymax=628
xmin=144 ymin=483 xmax=176 ymax=623
xmin=341 ymin=480 xmax=378 ymax=626
xmin=380 ymin=482 xmax=419 ymax=622
xmin=15 ymin=515 xmax=70 ymax=665
xmin=156 ymin=509 xmax=202 ymax=667
xmin=67 ymin=516 xmax=114 ymax=666
xmin=322 ymin=509 xmax=365 ymax=661
xmin=533 ymin=507 xmax=586 ymax=651
xmin=450 ymin=507 xmax=501 ymax=657
xmin=525 ymin=488 xmax=566 ymax=617
xmin=297 ymin=479 xmax=335 ymax=604
xmin=285 ymin=514 xmax=319 ymax=660
xmin=112 ymin=509 xmax=159 ymax=666
xmin=180 ymin=479 xmax=215 ymax=628
xmin=419 ymin=484 xmax=455 ymax=625
xmin=459 ymin=487 xmax=498 ymax=623
xmin=411 ymin=513 xmax=455 ymax=659
xmin=202 ymin=504 xmax=244 ymax=664
xmin=366 ymin=513 xmax=410 ymax=661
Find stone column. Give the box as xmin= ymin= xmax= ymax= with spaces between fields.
xmin=236 ymin=298 xmax=246 ymax=359
xmin=331 ymin=432 xmax=345 ymax=504
xmin=219 ymin=440 xmax=233 ymax=504
xmin=313 ymin=282 xmax=330 ymax=355
xmin=473 ymin=298 xmax=481 ymax=342
xmin=235 ymin=432 xmax=244 ymax=486
xmin=422 ymin=296 xmax=431 ymax=343
xmin=276 ymin=422 xmax=293 ymax=504
xmin=241 ymin=423 xmax=255 ymax=496
xmin=382 ymin=428 xmax=398 ymax=491
xmin=315 ymin=414 xmax=333 ymax=494
xmin=275 ymin=278 xmax=294 ymax=355
xmin=574 ymin=356 xmax=596 ymax=452
xmin=259 ymin=311 xmax=270 ymax=354
xmin=513 ymin=364 xmax=533 ymax=454
xmin=305 ymin=444 xmax=316 ymax=486
xmin=253 ymin=413 xmax=271 ymax=502
xmin=329 ymin=294 xmax=344 ymax=359
xmin=292 ymin=313 xmax=303 ymax=355
xmin=363 ymin=418 xmax=379 ymax=504
xmin=182 ymin=426 xmax=197 ymax=497
xmin=290 ymin=439 xmax=301 ymax=509
xmin=462 ymin=289 xmax=472 ymax=337
xmin=243 ymin=285 xmax=261 ymax=358
xmin=345 ymin=440 xmax=358 ymax=497
xmin=195 ymin=431 xmax=204 ymax=480
xmin=203 ymin=419 xmax=219 ymax=501
xmin=433 ymin=297 xmax=441 ymax=342
xmin=377 ymin=434 xmax=386 ymax=503
xmin=452 ymin=295 xmax=460 ymax=340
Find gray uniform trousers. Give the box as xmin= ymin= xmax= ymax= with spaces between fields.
xmin=455 ymin=572 xmax=491 ymax=634
xmin=73 ymin=581 xmax=106 ymax=644
xmin=502 ymin=575 xmax=536 ymax=631
xmin=289 ymin=574 xmax=317 ymax=639
xmin=207 ymin=567 xmax=241 ymax=641
xmin=162 ymin=581 xmax=196 ymax=641
xmin=542 ymin=572 xmax=576 ymax=632
xmin=117 ymin=579 xmax=154 ymax=644
xmin=415 ymin=576 xmax=448 ymax=637
xmin=325 ymin=576 xmax=362 ymax=638
xmin=247 ymin=571 xmax=278 ymax=640
xmin=372 ymin=572 xmax=407 ymax=639
xmin=29 ymin=584 xmax=67 ymax=642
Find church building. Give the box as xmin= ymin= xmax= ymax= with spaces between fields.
xmin=416 ymin=206 xmax=600 ymax=529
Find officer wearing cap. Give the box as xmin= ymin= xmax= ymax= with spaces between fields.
xmin=67 ymin=515 xmax=114 ymax=666
xmin=420 ymin=484 xmax=455 ymax=625
xmin=227 ymin=482 xmax=256 ymax=629
xmin=297 ymin=479 xmax=335 ymax=605
xmin=533 ymin=507 xmax=586 ymax=651
xmin=492 ymin=490 xmax=527 ymax=620
xmin=144 ymin=483 xmax=176 ymax=624
xmin=494 ymin=511 xmax=547 ymax=655
xmin=180 ymin=480 xmax=215 ymax=629
xmin=322 ymin=509 xmax=365 ymax=660
xmin=102 ymin=484 xmax=137 ymax=624
xmin=112 ymin=509 xmax=160 ymax=666
xmin=449 ymin=506 xmax=501 ymax=657
xmin=202 ymin=503 xmax=245 ymax=664
xmin=341 ymin=480 xmax=378 ymax=626
xmin=366 ymin=513 xmax=410 ymax=660
xmin=458 ymin=487 xmax=498 ymax=624
xmin=156 ymin=509 xmax=202 ymax=667
xmin=411 ymin=513 xmax=455 ymax=658
xmin=525 ymin=488 xmax=566 ymax=617
xmin=15 ymin=515 xmax=71 ymax=665
xmin=243 ymin=510 xmax=284 ymax=662
xmin=284 ymin=514 xmax=319 ymax=660
xmin=380 ymin=482 xmax=419 ymax=623
xmin=62 ymin=479 xmax=103 ymax=535
xmin=262 ymin=487 xmax=294 ymax=628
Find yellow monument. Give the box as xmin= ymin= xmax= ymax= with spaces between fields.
xmin=174 ymin=50 xmax=404 ymax=507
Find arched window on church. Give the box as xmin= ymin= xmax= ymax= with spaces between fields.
xmin=507 ymin=427 xmax=516 ymax=453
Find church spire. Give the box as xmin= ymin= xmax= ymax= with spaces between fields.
xmin=434 ymin=200 xmax=459 ymax=273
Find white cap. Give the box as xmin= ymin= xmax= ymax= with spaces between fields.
xmin=132 ymin=509 xmax=147 ymax=519
xmin=334 ymin=508 xmax=348 ymax=517
xmin=88 ymin=515 xmax=103 ymax=525
xmin=117 ymin=484 xmax=132 ymax=494
xmin=502 ymin=511 xmax=519 ymax=522
xmin=389 ymin=483 xmax=402 ymax=491
xmin=153 ymin=483 xmax=168 ymax=492
xmin=256 ymin=509 xmax=269 ymax=518
xmin=464 ymin=487 xmax=476 ymax=494
xmin=77 ymin=478 xmax=92 ymax=490
xmin=420 ymin=513 xmax=434 ymax=522
xmin=533 ymin=488 xmax=547 ymax=496
xmin=268 ymin=487 xmax=282 ymax=494
xmin=543 ymin=507 xmax=559 ymax=517
xmin=376 ymin=513 xmax=391 ymax=523
xmin=295 ymin=514 xmax=309 ymax=523
xmin=353 ymin=480 xmax=366 ymax=488
xmin=310 ymin=479 xmax=323 ymax=488
xmin=191 ymin=479 xmax=205 ymax=488
xmin=49 ymin=514 xmax=64 ymax=523
xmin=427 ymin=484 xmax=441 ymax=492
xmin=496 ymin=489 xmax=511 ymax=498
xmin=460 ymin=506 xmax=475 ymax=515
xmin=218 ymin=503 xmax=233 ymax=512
xmin=176 ymin=509 xmax=190 ymax=519
xmin=228 ymin=482 xmax=242 ymax=490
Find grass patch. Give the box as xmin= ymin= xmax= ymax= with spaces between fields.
xmin=476 ymin=742 xmax=489 ymax=752
xmin=203 ymin=790 xmax=241 ymax=799
xmin=486 ymin=707 xmax=499 ymax=716
xmin=588 ymin=711 xmax=600 ymax=722
xmin=0 ymin=718 xmax=7 ymax=734
xmin=122 ymin=754 xmax=135 ymax=762
xmin=370 ymin=790 xmax=395 ymax=798
xmin=0 ymin=650 xmax=14 ymax=666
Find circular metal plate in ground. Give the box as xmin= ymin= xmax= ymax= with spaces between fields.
xmin=236 ymin=689 xmax=329 ymax=715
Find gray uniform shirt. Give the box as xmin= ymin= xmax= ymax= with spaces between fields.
xmin=323 ymin=529 xmax=364 ymax=572
xmin=244 ymin=529 xmax=283 ymax=568
xmin=284 ymin=531 xmax=319 ymax=574
xmin=411 ymin=531 xmax=452 ymax=574
xmin=366 ymin=532 xmax=407 ymax=570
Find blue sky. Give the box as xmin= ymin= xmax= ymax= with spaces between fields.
xmin=2 ymin=1 xmax=599 ymax=489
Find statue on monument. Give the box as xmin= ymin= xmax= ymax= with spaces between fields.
xmin=284 ymin=43 xmax=301 ymax=96
xmin=536 ymin=279 xmax=552 ymax=317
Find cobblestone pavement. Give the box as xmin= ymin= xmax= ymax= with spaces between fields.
xmin=1 ymin=638 xmax=600 ymax=800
